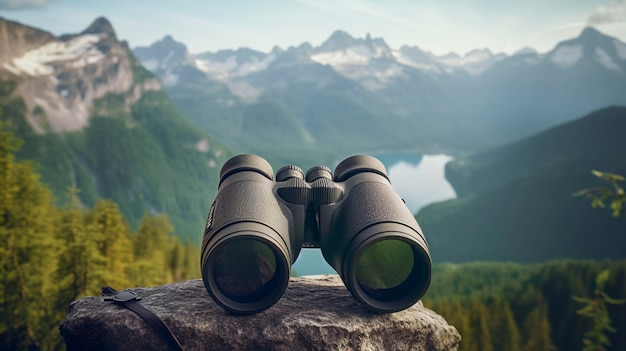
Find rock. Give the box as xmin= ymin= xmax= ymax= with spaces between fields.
xmin=60 ymin=275 xmax=461 ymax=350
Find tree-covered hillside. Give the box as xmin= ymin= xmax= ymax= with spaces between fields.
xmin=424 ymin=260 xmax=626 ymax=351
xmin=418 ymin=106 xmax=626 ymax=262
xmin=0 ymin=122 xmax=200 ymax=350
xmin=1 ymin=79 xmax=230 ymax=243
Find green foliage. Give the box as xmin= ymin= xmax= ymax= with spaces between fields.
xmin=424 ymin=261 xmax=626 ymax=351
xmin=575 ymin=171 xmax=626 ymax=217
xmin=2 ymin=88 xmax=230 ymax=243
xmin=0 ymin=120 xmax=60 ymax=350
xmin=0 ymin=125 xmax=202 ymax=350
xmin=574 ymin=269 xmax=626 ymax=351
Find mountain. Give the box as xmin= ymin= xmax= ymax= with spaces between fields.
xmin=417 ymin=106 xmax=626 ymax=262
xmin=0 ymin=17 xmax=230 ymax=242
xmin=468 ymin=27 xmax=626 ymax=145
xmin=134 ymin=27 xmax=626 ymax=158
xmin=436 ymin=48 xmax=507 ymax=75
xmin=133 ymin=35 xmax=420 ymax=164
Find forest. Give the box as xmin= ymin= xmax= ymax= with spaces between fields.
xmin=423 ymin=261 xmax=626 ymax=351
xmin=0 ymin=120 xmax=200 ymax=350
xmin=2 ymin=119 xmax=626 ymax=351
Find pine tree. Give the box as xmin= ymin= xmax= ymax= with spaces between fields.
xmin=133 ymin=213 xmax=173 ymax=286
xmin=182 ymin=241 xmax=201 ymax=279
xmin=435 ymin=299 xmax=473 ymax=351
xmin=86 ymin=199 xmax=134 ymax=288
xmin=469 ymin=299 xmax=494 ymax=351
xmin=55 ymin=189 xmax=107 ymax=301
xmin=574 ymin=269 xmax=625 ymax=351
xmin=521 ymin=298 xmax=555 ymax=351
xmin=491 ymin=301 xmax=521 ymax=351
xmin=0 ymin=120 xmax=60 ymax=349
xmin=168 ymin=236 xmax=185 ymax=281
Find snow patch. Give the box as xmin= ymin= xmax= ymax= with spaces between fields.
xmin=162 ymin=73 xmax=179 ymax=86
xmin=141 ymin=59 xmax=159 ymax=71
xmin=196 ymin=54 xmax=275 ymax=80
xmin=550 ymin=44 xmax=582 ymax=67
xmin=439 ymin=49 xmax=492 ymax=66
xmin=3 ymin=34 xmax=105 ymax=76
xmin=393 ymin=54 xmax=440 ymax=72
xmin=524 ymin=56 xmax=542 ymax=65
xmin=236 ymin=54 xmax=276 ymax=76
xmin=595 ymin=48 xmax=621 ymax=70
xmin=311 ymin=45 xmax=374 ymax=66
xmin=195 ymin=56 xmax=238 ymax=79
xmin=614 ymin=40 xmax=626 ymax=60
xmin=161 ymin=51 xmax=177 ymax=69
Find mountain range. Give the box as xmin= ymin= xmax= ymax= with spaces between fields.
xmin=0 ymin=17 xmax=229 ymax=241
xmin=134 ymin=27 xmax=626 ymax=159
xmin=2 ymin=16 xmax=625 ymax=254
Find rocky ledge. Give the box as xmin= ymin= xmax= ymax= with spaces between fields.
xmin=60 ymin=275 xmax=460 ymax=350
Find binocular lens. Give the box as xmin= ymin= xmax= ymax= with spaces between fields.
xmin=344 ymin=231 xmax=430 ymax=312
xmin=213 ymin=238 xmax=277 ymax=301
xmin=356 ymin=239 xmax=413 ymax=292
xmin=203 ymin=231 xmax=290 ymax=314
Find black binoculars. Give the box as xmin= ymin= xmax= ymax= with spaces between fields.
xmin=200 ymin=154 xmax=431 ymax=314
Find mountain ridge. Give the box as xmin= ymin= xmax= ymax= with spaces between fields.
xmin=418 ymin=105 xmax=626 ymax=262
xmin=134 ymin=25 xmax=626 ymax=158
xmin=0 ymin=16 xmax=230 ymax=241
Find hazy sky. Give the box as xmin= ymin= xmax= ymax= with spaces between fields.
xmin=1 ymin=0 xmax=625 ymax=55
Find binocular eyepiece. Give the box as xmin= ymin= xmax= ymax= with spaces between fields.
xmin=201 ymin=154 xmax=431 ymax=314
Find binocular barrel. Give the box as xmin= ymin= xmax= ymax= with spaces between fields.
xmin=201 ymin=154 xmax=431 ymax=314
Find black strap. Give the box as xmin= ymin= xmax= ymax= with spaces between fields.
xmin=102 ymin=286 xmax=185 ymax=351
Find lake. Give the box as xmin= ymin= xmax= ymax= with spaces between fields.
xmin=292 ymin=153 xmax=457 ymax=276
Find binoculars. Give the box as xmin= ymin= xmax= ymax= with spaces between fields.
xmin=200 ymin=154 xmax=431 ymax=314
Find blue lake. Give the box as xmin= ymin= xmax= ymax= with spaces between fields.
xmin=291 ymin=153 xmax=457 ymax=276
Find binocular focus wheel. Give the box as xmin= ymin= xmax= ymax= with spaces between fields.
xmin=276 ymin=165 xmax=304 ymax=182
xmin=334 ymin=155 xmax=389 ymax=182
xmin=219 ymin=154 xmax=274 ymax=186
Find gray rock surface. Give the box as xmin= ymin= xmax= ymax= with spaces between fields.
xmin=60 ymin=275 xmax=460 ymax=350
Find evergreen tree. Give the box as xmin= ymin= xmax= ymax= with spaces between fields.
xmin=0 ymin=120 xmax=60 ymax=349
xmin=469 ymin=299 xmax=494 ymax=351
xmin=521 ymin=298 xmax=555 ymax=351
xmin=168 ymin=237 xmax=185 ymax=281
xmin=574 ymin=269 xmax=625 ymax=351
xmin=133 ymin=213 xmax=173 ymax=286
xmin=86 ymin=199 xmax=134 ymax=288
xmin=491 ymin=301 xmax=521 ymax=351
xmin=55 ymin=189 xmax=107 ymax=300
xmin=182 ymin=241 xmax=201 ymax=279
xmin=446 ymin=300 xmax=473 ymax=351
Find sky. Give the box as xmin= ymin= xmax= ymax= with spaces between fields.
xmin=1 ymin=0 xmax=625 ymax=56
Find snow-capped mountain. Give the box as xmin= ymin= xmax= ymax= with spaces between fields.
xmin=1 ymin=17 xmax=161 ymax=133
xmin=133 ymin=35 xmax=192 ymax=86
xmin=134 ymin=30 xmax=513 ymax=98
xmin=133 ymin=26 xmax=626 ymax=155
xmin=0 ymin=17 xmax=229 ymax=240
xmin=436 ymin=48 xmax=508 ymax=75
xmin=462 ymin=26 xmax=626 ymax=145
xmin=547 ymin=27 xmax=626 ymax=70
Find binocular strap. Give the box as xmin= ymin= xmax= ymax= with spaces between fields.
xmin=102 ymin=286 xmax=185 ymax=351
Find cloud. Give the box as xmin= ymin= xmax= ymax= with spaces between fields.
xmin=0 ymin=0 xmax=50 ymax=10
xmin=588 ymin=0 xmax=626 ymax=25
